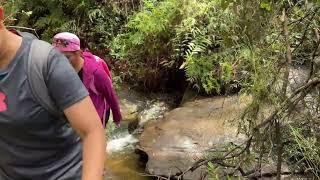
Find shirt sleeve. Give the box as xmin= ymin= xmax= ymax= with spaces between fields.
xmin=94 ymin=68 xmax=122 ymax=123
xmin=46 ymin=49 xmax=89 ymax=110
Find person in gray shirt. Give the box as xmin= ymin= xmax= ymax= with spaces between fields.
xmin=0 ymin=4 xmax=106 ymax=180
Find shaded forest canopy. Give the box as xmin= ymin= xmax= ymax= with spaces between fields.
xmin=4 ymin=1 xmax=319 ymax=93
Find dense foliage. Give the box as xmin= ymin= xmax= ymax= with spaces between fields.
xmin=4 ymin=0 xmax=320 ymax=178
xmin=4 ymin=0 xmax=137 ymax=55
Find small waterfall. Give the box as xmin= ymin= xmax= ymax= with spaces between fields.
xmin=107 ymin=134 xmax=139 ymax=153
xmin=106 ymin=122 xmax=139 ymax=154
xmin=104 ymin=121 xmax=150 ymax=180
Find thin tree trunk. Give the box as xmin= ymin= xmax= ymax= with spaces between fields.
xmin=281 ymin=9 xmax=292 ymax=96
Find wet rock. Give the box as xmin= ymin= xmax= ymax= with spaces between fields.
xmin=288 ymin=67 xmax=309 ymax=92
xmin=120 ymin=99 xmax=141 ymax=122
xmin=117 ymin=85 xmax=147 ymax=122
xmin=139 ymin=96 xmax=249 ymax=180
xmin=138 ymin=101 xmax=171 ymax=126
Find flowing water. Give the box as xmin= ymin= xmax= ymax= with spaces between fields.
xmin=104 ymin=122 xmax=151 ymax=180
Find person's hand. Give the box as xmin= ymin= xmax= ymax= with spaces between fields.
xmin=114 ymin=118 xmax=121 ymax=128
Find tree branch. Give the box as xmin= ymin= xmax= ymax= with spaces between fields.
xmin=254 ymin=78 xmax=320 ymax=130
xmin=291 ymin=8 xmax=319 ymax=54
xmin=308 ymin=28 xmax=320 ymax=81
xmin=169 ymin=78 xmax=320 ymax=179
xmin=281 ymin=9 xmax=292 ymax=96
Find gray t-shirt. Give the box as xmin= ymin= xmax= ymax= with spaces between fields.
xmin=0 ymin=37 xmax=88 ymax=179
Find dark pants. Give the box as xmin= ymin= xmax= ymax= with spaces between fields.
xmin=104 ymin=109 xmax=111 ymax=128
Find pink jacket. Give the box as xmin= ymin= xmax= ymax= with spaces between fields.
xmin=82 ymin=51 xmax=122 ymax=126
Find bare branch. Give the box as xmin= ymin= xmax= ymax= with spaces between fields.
xmin=171 ymin=78 xmax=320 ymax=179
xmin=308 ymin=28 xmax=320 ymax=81
xmin=292 ymin=8 xmax=319 ymax=54
xmin=281 ymin=9 xmax=292 ymax=96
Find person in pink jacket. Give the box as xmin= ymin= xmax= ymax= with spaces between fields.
xmin=52 ymin=32 xmax=122 ymax=127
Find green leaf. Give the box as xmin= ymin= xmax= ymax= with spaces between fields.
xmin=260 ymin=1 xmax=272 ymax=11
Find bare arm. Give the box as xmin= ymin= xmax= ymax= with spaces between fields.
xmin=45 ymin=49 xmax=106 ymax=179
xmin=64 ymin=96 xmax=106 ymax=180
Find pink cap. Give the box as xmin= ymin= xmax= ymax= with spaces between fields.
xmin=52 ymin=32 xmax=81 ymax=52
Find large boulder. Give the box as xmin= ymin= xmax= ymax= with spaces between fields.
xmin=138 ymin=96 xmax=249 ymax=179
